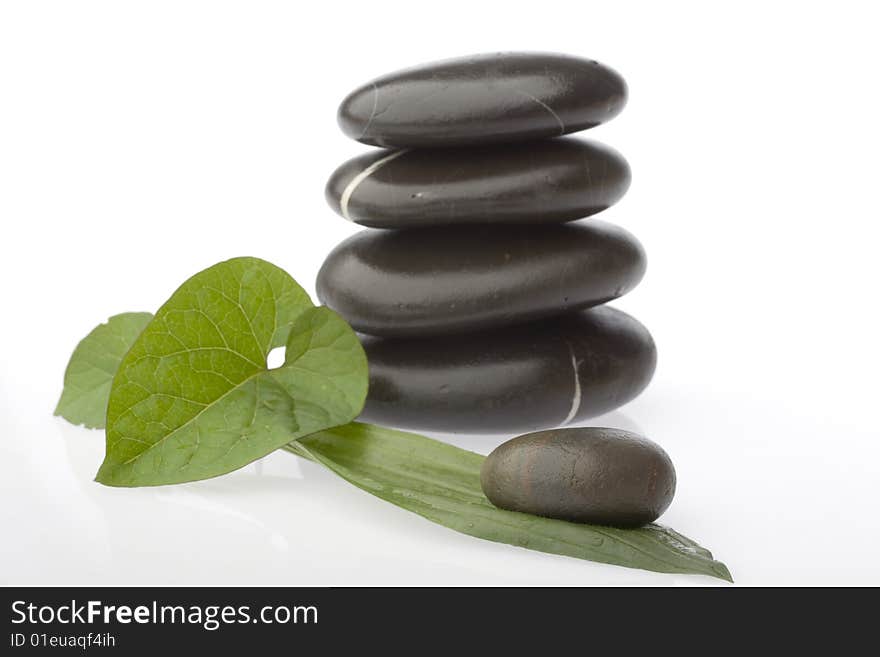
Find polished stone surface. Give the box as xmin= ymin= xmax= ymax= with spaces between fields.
xmin=338 ymin=52 xmax=627 ymax=148
xmin=326 ymin=138 xmax=630 ymax=228
xmin=358 ymin=307 xmax=656 ymax=433
xmin=481 ymin=427 xmax=676 ymax=526
xmin=316 ymin=221 xmax=646 ymax=337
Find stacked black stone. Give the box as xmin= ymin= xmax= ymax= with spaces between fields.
xmin=318 ymin=53 xmax=656 ymax=434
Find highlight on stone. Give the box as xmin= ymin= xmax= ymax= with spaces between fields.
xmin=481 ymin=428 xmax=676 ymax=527
xmin=337 ymin=52 xmax=627 ymax=148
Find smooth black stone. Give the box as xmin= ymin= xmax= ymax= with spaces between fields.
xmin=358 ymin=307 xmax=657 ymax=434
xmin=338 ymin=52 xmax=627 ymax=148
xmin=316 ymin=221 xmax=646 ymax=337
xmin=480 ymin=428 xmax=675 ymax=526
xmin=326 ymin=138 xmax=631 ymax=228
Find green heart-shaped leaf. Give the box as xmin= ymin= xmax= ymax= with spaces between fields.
xmin=96 ymin=257 xmax=367 ymax=487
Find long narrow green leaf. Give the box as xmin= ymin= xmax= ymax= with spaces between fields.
xmin=286 ymin=423 xmax=732 ymax=582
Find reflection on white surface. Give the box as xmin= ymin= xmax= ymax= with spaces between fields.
xmin=2 ymin=409 xmax=679 ymax=586
xmin=1 ymin=377 xmax=877 ymax=587
xmin=3 ymin=362 xmax=880 ymax=586
xmin=4 ymin=355 xmax=880 ymax=587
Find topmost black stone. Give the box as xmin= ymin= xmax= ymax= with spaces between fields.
xmin=337 ymin=52 xmax=627 ymax=148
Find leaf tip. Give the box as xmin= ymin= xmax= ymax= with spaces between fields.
xmin=713 ymin=562 xmax=734 ymax=583
xmin=94 ymin=460 xmax=116 ymax=486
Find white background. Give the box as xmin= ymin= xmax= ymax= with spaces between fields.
xmin=1 ymin=1 xmax=878 ymax=586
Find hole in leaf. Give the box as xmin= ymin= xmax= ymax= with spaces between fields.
xmin=267 ymin=346 xmax=285 ymax=369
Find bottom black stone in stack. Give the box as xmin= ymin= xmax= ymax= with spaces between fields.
xmin=359 ymin=307 xmax=656 ymax=434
